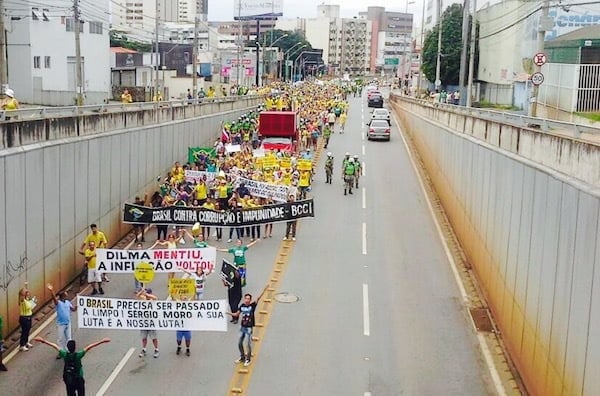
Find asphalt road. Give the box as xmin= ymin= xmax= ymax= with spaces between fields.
xmin=0 ymin=90 xmax=494 ymax=396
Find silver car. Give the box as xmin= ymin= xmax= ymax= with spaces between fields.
xmin=366 ymin=119 xmax=391 ymax=141
xmin=371 ymin=108 xmax=391 ymax=124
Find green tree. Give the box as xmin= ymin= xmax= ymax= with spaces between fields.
xmin=246 ymin=29 xmax=312 ymax=54
xmin=422 ymin=4 xmax=471 ymax=86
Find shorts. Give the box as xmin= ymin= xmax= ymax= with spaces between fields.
xmin=140 ymin=329 xmax=157 ymax=339
xmin=87 ymin=269 xmax=102 ymax=283
xmin=176 ymin=330 xmax=192 ymax=342
xmin=328 ymin=122 xmax=334 ymax=127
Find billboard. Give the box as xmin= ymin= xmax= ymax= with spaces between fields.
xmin=234 ymin=0 xmax=283 ymax=20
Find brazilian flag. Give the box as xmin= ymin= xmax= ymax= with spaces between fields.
xmin=188 ymin=147 xmax=216 ymax=164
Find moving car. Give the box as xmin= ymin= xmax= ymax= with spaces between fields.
xmin=371 ymin=108 xmax=391 ymax=124
xmin=366 ymin=119 xmax=391 ymax=141
xmin=368 ymin=93 xmax=384 ymax=108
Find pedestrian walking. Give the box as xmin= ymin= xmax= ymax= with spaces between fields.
xmin=47 ymin=283 xmax=77 ymax=357
xmin=283 ymin=194 xmax=298 ymax=241
xmin=83 ymin=241 xmax=104 ymax=295
xmin=325 ymin=152 xmax=334 ymax=184
xmin=18 ymin=283 xmax=36 ymax=351
xmin=34 ymin=336 xmax=110 ymax=396
xmin=229 ymin=285 xmax=268 ymax=367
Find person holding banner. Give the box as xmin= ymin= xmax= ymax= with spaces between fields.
xmin=35 ymin=336 xmax=110 ymax=396
xmin=230 ymin=285 xmax=268 ymax=367
xmin=136 ymin=288 xmax=160 ymax=358
xmin=218 ymin=239 xmax=258 ymax=287
xmin=151 ymin=232 xmax=185 ymax=279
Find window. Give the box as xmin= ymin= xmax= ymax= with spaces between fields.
xmin=44 ymin=56 xmax=51 ymax=68
xmin=33 ymin=56 xmax=41 ymax=68
xmin=42 ymin=8 xmax=50 ymax=21
xmin=89 ymin=21 xmax=102 ymax=34
xmin=66 ymin=17 xmax=84 ymax=33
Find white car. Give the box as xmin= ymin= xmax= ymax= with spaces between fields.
xmin=371 ymin=108 xmax=391 ymax=124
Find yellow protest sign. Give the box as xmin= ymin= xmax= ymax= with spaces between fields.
xmin=298 ymin=159 xmax=312 ymax=171
xmin=280 ymin=158 xmax=291 ymax=169
xmin=134 ymin=262 xmax=155 ymax=284
xmin=169 ymin=278 xmax=196 ymax=299
xmin=263 ymin=156 xmax=277 ymax=169
xmin=255 ymin=157 xmax=264 ymax=170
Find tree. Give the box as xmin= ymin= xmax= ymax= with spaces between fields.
xmin=246 ymin=29 xmax=312 ymax=54
xmin=422 ymin=4 xmax=473 ymax=87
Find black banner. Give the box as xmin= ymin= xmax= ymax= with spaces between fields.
xmin=123 ymin=199 xmax=314 ymax=227
xmin=220 ymin=259 xmax=237 ymax=287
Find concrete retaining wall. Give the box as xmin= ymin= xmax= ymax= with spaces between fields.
xmin=391 ymin=96 xmax=600 ymax=395
xmin=0 ymin=104 xmax=257 ymax=335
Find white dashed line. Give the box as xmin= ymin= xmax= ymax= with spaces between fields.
xmin=362 ymin=188 xmax=366 ymax=209
xmin=362 ymin=222 xmax=367 ymax=255
xmin=363 ymin=284 xmax=370 ymax=336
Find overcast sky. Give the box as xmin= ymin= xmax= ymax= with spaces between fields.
xmin=208 ymin=0 xmax=422 ymax=21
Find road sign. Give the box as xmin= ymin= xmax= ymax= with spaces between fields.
xmin=531 ymin=72 xmax=544 ymax=86
xmin=533 ymin=53 xmax=547 ymax=66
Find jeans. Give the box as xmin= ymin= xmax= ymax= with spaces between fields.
xmin=157 ymin=225 xmax=168 ymax=240
xmin=65 ymin=377 xmax=85 ymax=396
xmin=215 ymin=228 xmax=223 ymax=240
xmin=19 ymin=315 xmax=32 ymax=347
xmin=229 ymin=227 xmax=242 ymax=240
xmin=285 ymin=221 xmax=297 ymax=237
xmin=238 ymin=326 xmax=253 ymax=360
xmin=57 ymin=322 xmax=72 ymax=350
xmin=251 ymin=225 xmax=261 ymax=239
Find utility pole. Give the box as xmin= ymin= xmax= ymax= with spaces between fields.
xmin=74 ymin=0 xmax=83 ymax=105
xmin=529 ymin=0 xmax=550 ymax=117
xmin=154 ymin=0 xmax=159 ymax=100
xmin=416 ymin=0 xmax=426 ymax=93
xmin=236 ymin=0 xmax=242 ymax=85
xmin=466 ymin=0 xmax=477 ymax=107
xmin=192 ymin=15 xmax=199 ymax=97
xmin=458 ymin=0 xmax=470 ymax=105
xmin=435 ymin=0 xmax=443 ymax=90
xmin=0 ymin=0 xmax=8 ymax=91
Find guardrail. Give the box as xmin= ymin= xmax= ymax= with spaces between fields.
xmin=0 ymin=95 xmax=262 ymax=122
xmin=393 ymin=93 xmax=600 ymax=140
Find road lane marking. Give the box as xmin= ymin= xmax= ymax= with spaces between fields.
xmin=96 ymin=347 xmax=135 ymax=396
xmin=365 ymin=393 xmax=372 ymax=396
xmin=362 ymin=222 xmax=367 ymax=255
xmin=362 ymin=161 xmax=366 ymax=176
xmin=362 ymin=188 xmax=366 ymax=209
xmin=363 ymin=284 xmax=370 ymax=336
xmin=362 ymin=144 xmax=365 ymax=155
xmin=392 ymin=112 xmax=507 ymax=396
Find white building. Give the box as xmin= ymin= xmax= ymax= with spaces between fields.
xmin=5 ymin=0 xmax=111 ymax=105
xmin=111 ymin=0 xmax=208 ymax=42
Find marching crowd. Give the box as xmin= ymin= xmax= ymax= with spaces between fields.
xmin=3 ymin=79 xmax=367 ymax=394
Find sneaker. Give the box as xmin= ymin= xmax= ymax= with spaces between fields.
xmin=244 ymin=359 xmax=251 ymax=366
xmin=0 ymin=364 xmax=7 ymax=371
xmin=98 ymin=288 xmax=105 ymax=295
xmin=26 ymin=343 xmax=33 ymax=348
xmin=227 ymin=239 xmax=232 ymax=243
xmin=153 ymin=350 xmax=159 ymax=358
xmin=176 ymin=347 xmax=181 ymax=355
xmin=292 ymin=237 xmax=296 ymax=241
xmin=235 ymin=357 xmax=244 ymax=363
xmin=138 ymin=348 xmax=147 ymax=358
xmin=19 ymin=346 xmax=29 ymax=352
xmin=282 ymin=237 xmax=287 ymax=241
xmin=186 ymin=349 xmax=190 ymax=357
xmin=91 ymin=289 xmax=98 ymax=295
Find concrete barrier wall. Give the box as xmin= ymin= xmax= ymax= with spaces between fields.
xmin=0 ymin=105 xmax=256 ymax=335
xmin=0 ymin=96 xmax=261 ymax=150
xmin=391 ymin=97 xmax=600 ymax=395
xmin=397 ymin=97 xmax=600 ymax=187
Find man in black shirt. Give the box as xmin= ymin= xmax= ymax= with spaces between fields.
xmin=230 ymin=285 xmax=267 ymax=366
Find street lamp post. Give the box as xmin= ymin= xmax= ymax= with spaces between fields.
xmin=264 ymin=33 xmax=288 ymax=83
xmin=292 ymin=51 xmax=321 ymax=82
xmin=280 ymin=42 xmax=303 ymax=79
xmin=286 ymin=45 xmax=307 ymax=81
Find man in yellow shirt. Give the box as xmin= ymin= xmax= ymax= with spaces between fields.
xmin=84 ymin=241 xmax=103 ymax=295
xmin=121 ymin=89 xmax=133 ymax=103
xmin=80 ymin=224 xmax=107 ymax=252
xmin=1 ymin=89 xmax=19 ymax=110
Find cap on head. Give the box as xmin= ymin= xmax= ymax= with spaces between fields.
xmin=353 ymin=155 xmax=358 ymax=159
xmin=327 ymin=152 xmax=332 ymax=157
xmin=5 ymin=89 xmax=14 ymax=98
xmin=345 ymin=152 xmax=349 ymax=156
xmin=349 ymin=158 xmax=355 ymax=163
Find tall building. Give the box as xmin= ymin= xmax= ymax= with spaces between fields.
xmin=360 ymin=6 xmax=413 ymax=75
xmin=111 ymin=0 xmax=209 ymax=41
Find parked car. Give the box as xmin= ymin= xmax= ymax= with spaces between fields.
xmin=366 ymin=119 xmax=391 ymax=141
xmin=368 ymin=94 xmax=384 ymax=108
xmin=371 ymin=108 xmax=391 ymax=124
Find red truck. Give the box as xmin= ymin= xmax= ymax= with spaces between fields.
xmin=258 ymin=111 xmax=299 ymax=153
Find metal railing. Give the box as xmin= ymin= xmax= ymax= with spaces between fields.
xmin=392 ymin=93 xmax=600 ymax=140
xmin=0 ymin=95 xmax=263 ymax=122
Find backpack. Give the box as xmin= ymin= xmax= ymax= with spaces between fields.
xmin=63 ymin=352 xmax=81 ymax=384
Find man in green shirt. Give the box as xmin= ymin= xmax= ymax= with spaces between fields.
xmin=218 ymin=239 xmax=258 ymax=287
xmin=35 ymin=336 xmax=110 ymax=395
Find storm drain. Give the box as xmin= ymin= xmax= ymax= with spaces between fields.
xmin=469 ymin=308 xmax=494 ymax=333
xmin=274 ymin=292 xmax=300 ymax=303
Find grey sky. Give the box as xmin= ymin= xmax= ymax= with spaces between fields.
xmin=208 ymin=0 xmax=422 ymax=21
